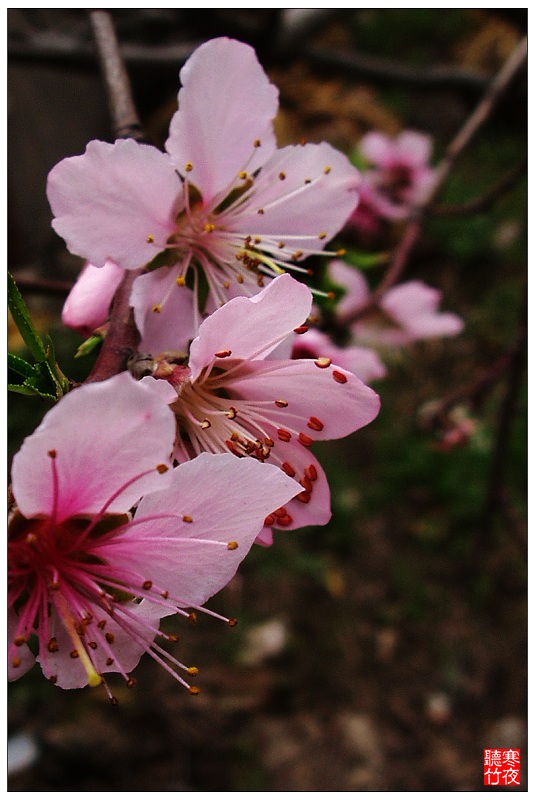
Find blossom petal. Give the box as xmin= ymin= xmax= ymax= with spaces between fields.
xmin=395 ymin=131 xmax=433 ymax=168
xmin=259 ymin=440 xmax=332 ymax=531
xmin=47 ymin=139 xmax=182 ymax=269
xmin=292 ymin=328 xmax=387 ymax=383
xmin=381 ymin=281 xmax=464 ymax=339
xmin=188 ymin=274 xmax=312 ymax=378
xmin=36 ymin=602 xmax=160 ymax=689
xmin=8 ymin=610 xmax=35 ymax=681
xmin=329 ymin=259 xmax=371 ymax=318
xmin=166 ymin=38 xmax=278 ymax=202
xmin=62 ymin=260 xmax=124 ymax=337
xmin=359 ymin=132 xmax=394 ymax=167
xmin=226 ymin=359 xmax=381 ymax=440
xmin=11 ymin=373 xmax=176 ymax=522
xmin=96 ymin=453 xmax=300 ymax=608
xmin=131 ymin=269 xmax=196 ymax=355
xmin=232 ymin=143 xmax=360 ymax=247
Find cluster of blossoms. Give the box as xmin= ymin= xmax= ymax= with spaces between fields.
xmin=9 ymin=38 xmax=382 ymax=698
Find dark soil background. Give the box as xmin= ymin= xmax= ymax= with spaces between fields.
xmin=7 ymin=9 xmax=527 ymax=791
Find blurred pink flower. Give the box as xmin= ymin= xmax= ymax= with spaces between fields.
xmin=330 ymin=260 xmax=464 ymax=347
xmin=292 ymin=327 xmax=387 ymax=384
xmin=348 ymin=130 xmax=436 ymax=234
xmin=8 ymin=373 xmax=298 ymax=695
xmin=156 ymin=274 xmax=380 ymax=539
xmin=47 ymin=37 xmax=360 ymax=329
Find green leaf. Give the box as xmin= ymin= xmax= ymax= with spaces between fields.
xmin=343 ymin=249 xmax=389 ymax=269
xmin=8 ymin=352 xmax=37 ymax=380
xmin=8 ymin=273 xmax=70 ymax=400
xmin=43 ymin=335 xmax=70 ymax=398
xmin=7 ymin=272 xmax=47 ymax=363
xmin=75 ymin=333 xmax=103 ymax=359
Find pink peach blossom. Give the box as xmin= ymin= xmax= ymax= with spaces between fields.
xmin=330 ymin=260 xmax=464 ymax=347
xmin=153 ymin=274 xmax=380 ymax=536
xmin=47 ymin=38 xmax=361 ymax=329
xmin=348 ymin=130 xmax=436 ymax=235
xmin=8 ymin=372 xmax=298 ymax=696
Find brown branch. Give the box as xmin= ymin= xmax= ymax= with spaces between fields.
xmin=304 ymin=43 xmax=488 ymax=97
xmin=84 ymin=11 xmax=146 ymax=384
xmin=7 ymin=275 xmax=73 ymax=296
xmin=421 ymin=331 xmax=526 ymax=428
xmin=336 ymin=36 xmax=527 ymax=329
xmin=85 ymin=269 xmax=142 ymax=384
xmin=89 ymin=9 xmax=145 ymax=141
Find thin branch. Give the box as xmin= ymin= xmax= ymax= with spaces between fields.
xmin=84 ymin=11 xmax=145 ymax=383
xmin=89 ymin=9 xmax=144 ymax=141
xmin=337 ymin=37 xmax=527 ymax=329
xmin=420 ymin=330 xmax=527 ymax=428
xmin=304 ymin=44 xmax=488 ymax=97
xmin=85 ymin=269 xmax=142 ymax=384
xmin=7 ymin=275 xmax=73 ymax=296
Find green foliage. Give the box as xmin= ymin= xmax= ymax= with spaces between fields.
xmin=8 ymin=272 xmax=70 ymax=401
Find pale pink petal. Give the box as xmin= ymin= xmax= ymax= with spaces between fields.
xmin=226 ymin=358 xmax=381 ymax=440
xmin=261 ymin=442 xmax=332 ymax=530
xmin=232 ymin=143 xmax=360 ymax=247
xmin=47 ymin=139 xmax=182 ymax=269
xmin=359 ymin=132 xmax=394 ymax=167
xmin=8 ymin=610 xmax=35 ymax=681
xmin=188 ymin=274 xmax=312 ymax=379
xmin=11 ymin=373 xmax=175 ymax=522
xmin=131 ymin=269 xmax=196 ymax=355
xmin=404 ymin=311 xmax=464 ymax=339
xmin=95 ymin=453 xmax=300 ymax=608
xmin=380 ymin=281 xmax=463 ymax=341
xmin=62 ymin=259 xmax=124 ymax=337
xmin=36 ymin=602 xmax=160 ymax=689
xmin=166 ymin=38 xmax=278 ymax=202
xmin=329 ymin=259 xmax=371 ymax=317
xmin=395 ymin=131 xmax=433 ymax=168
xmin=292 ymin=328 xmax=387 ymax=383
xmin=405 ymin=167 xmax=436 ymax=206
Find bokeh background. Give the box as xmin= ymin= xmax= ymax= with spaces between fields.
xmin=8 ymin=9 xmax=527 ymax=791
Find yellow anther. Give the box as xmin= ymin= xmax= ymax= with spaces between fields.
xmin=146 ymin=234 xmax=155 ymax=243
xmin=185 ymin=162 xmax=193 ymax=172
xmin=176 ymin=276 xmax=186 ymax=286
xmin=204 ymin=223 xmax=215 ymax=233
xmin=227 ymin=541 xmax=239 ymax=550
xmin=182 ymin=515 xmax=193 ymax=523
xmin=324 ymin=166 xmax=331 ymax=174
xmin=187 ymin=666 xmax=199 ymax=676
xmin=239 ymin=171 xmax=248 ymax=180
xmin=152 ymin=304 xmax=162 ymax=313
xmin=156 ymin=464 xmax=169 ymax=474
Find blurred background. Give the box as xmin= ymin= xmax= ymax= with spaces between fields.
xmin=8 ymin=9 xmax=527 ymax=791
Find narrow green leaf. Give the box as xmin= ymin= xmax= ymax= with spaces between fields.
xmin=44 ymin=335 xmax=70 ymax=398
xmin=7 ymin=272 xmax=47 ymax=362
xmin=75 ymin=333 xmax=103 ymax=359
xmin=342 ymin=249 xmax=389 ymax=269
xmin=8 ymin=382 xmax=56 ymax=400
xmin=8 ymin=352 xmax=37 ymax=380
